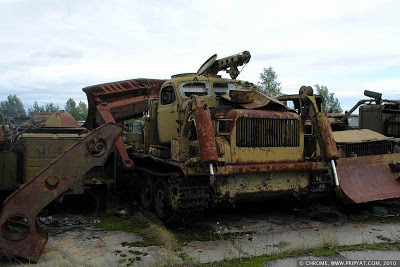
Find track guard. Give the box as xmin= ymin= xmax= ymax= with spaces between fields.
xmin=336 ymin=153 xmax=400 ymax=203
xmin=0 ymin=123 xmax=122 ymax=262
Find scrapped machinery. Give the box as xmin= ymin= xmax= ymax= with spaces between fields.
xmin=339 ymin=90 xmax=400 ymax=138
xmin=279 ymin=91 xmax=400 ymax=203
xmin=0 ymin=51 xmax=400 ymax=262
xmin=82 ymin=51 xmax=400 ymax=219
xmin=0 ymin=112 xmax=122 ymax=261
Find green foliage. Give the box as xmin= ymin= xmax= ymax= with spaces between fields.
xmin=314 ymin=84 xmax=343 ymax=113
xmin=28 ymin=101 xmax=45 ymax=115
xmin=258 ymin=67 xmax=283 ymax=97
xmin=77 ymin=101 xmax=88 ymax=119
xmin=27 ymin=101 xmax=60 ymax=116
xmin=64 ymin=98 xmax=88 ymax=121
xmin=0 ymin=94 xmax=26 ymax=117
xmin=45 ymin=102 xmax=60 ymax=113
xmin=64 ymin=98 xmax=77 ymax=118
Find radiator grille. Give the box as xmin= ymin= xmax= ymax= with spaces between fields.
xmin=236 ymin=117 xmax=300 ymax=147
xmin=340 ymin=141 xmax=395 ymax=157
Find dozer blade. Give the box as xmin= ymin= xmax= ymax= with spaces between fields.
xmin=336 ymin=153 xmax=400 ymax=203
xmin=0 ymin=123 xmax=122 ymax=262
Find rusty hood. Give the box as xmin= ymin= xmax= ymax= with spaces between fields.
xmin=221 ymin=89 xmax=290 ymax=110
xmin=333 ymin=129 xmax=394 ymax=144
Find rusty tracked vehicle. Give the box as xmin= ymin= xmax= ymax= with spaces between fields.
xmin=82 ymin=51 xmax=400 ymax=222
xmin=1 ymin=51 xmax=400 ymax=262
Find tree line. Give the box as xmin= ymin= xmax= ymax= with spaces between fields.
xmin=258 ymin=67 xmax=342 ymax=113
xmin=0 ymin=96 xmax=88 ymax=121
xmin=0 ymin=68 xmax=343 ymax=120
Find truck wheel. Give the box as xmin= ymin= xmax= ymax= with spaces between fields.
xmin=154 ymin=178 xmax=171 ymax=221
xmin=139 ymin=174 xmax=153 ymax=211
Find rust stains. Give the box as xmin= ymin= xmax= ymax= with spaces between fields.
xmin=0 ymin=123 xmax=122 ymax=262
xmin=193 ymin=96 xmax=218 ymax=163
xmin=43 ymin=112 xmax=80 ymax=128
xmin=83 ymin=78 xmax=166 ymax=129
xmin=226 ymin=109 xmax=300 ymax=120
xmin=317 ymin=113 xmax=339 ymax=160
xmin=337 ymin=153 xmax=400 ymax=203
xmin=83 ymin=79 xmax=165 ymax=169
xmin=217 ymin=161 xmax=328 ymax=175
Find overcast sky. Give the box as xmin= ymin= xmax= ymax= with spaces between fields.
xmin=1 ymin=0 xmax=399 ymax=112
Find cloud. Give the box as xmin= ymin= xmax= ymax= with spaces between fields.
xmin=0 ymin=0 xmax=399 ymax=114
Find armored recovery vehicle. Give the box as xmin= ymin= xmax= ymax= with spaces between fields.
xmin=1 ymin=51 xmax=400 ymax=262
xmin=82 ymin=51 xmax=400 ymax=222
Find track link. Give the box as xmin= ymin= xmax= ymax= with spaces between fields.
xmin=135 ymin=166 xmax=209 ymax=226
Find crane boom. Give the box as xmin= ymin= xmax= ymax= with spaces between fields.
xmin=198 ymin=51 xmax=251 ymax=79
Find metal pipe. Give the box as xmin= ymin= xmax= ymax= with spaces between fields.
xmin=209 ymin=163 xmax=216 ymax=187
xmin=209 ymin=163 xmax=215 ymax=176
xmin=339 ymin=99 xmax=369 ymax=122
xmin=331 ymin=159 xmax=339 ymax=187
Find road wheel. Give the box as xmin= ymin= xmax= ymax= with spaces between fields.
xmin=139 ymin=174 xmax=154 ymax=211
xmin=154 ymin=178 xmax=171 ymax=221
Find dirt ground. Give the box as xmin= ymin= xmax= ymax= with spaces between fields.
xmin=1 ymin=197 xmax=400 ymax=266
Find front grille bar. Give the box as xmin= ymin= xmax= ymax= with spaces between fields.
xmin=341 ymin=141 xmax=395 ymax=157
xmin=236 ymin=117 xmax=300 ymax=147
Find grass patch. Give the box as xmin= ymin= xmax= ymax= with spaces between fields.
xmin=93 ymin=213 xmax=148 ymax=234
xmin=92 ymin=212 xmax=179 ymax=250
xmin=321 ymin=233 xmax=339 ymax=250
xmin=199 ymin=242 xmax=397 ymax=267
xmin=148 ymin=223 xmax=179 ymax=251
xmin=174 ymin=223 xmax=255 ymax=245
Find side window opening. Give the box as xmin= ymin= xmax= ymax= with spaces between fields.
xmin=161 ymin=86 xmax=176 ymax=105
xmin=213 ymin=83 xmax=237 ymax=96
xmin=179 ymin=82 xmax=210 ymax=98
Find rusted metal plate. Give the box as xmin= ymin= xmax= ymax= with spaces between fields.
xmin=221 ymin=90 xmax=288 ymax=110
xmin=193 ymin=96 xmax=218 ymax=163
xmin=316 ymin=113 xmax=339 ymax=160
xmin=229 ymin=90 xmax=255 ymax=104
xmin=337 ymin=153 xmax=400 ymax=203
xmin=21 ymin=112 xmax=52 ymax=127
xmin=217 ymin=161 xmax=328 ymax=175
xmin=82 ymin=78 xmax=165 ymax=169
xmin=0 ymin=123 xmax=122 ymax=262
xmin=83 ymin=78 xmax=166 ymax=129
xmin=43 ymin=112 xmax=80 ymax=128
xmin=333 ymin=129 xmax=392 ymax=144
